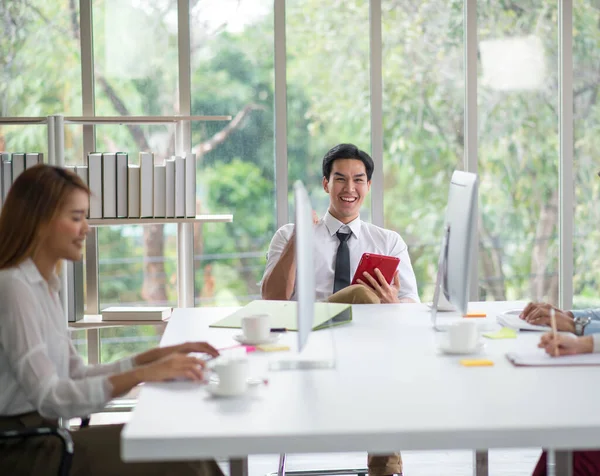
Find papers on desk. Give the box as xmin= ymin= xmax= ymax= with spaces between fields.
xmin=506 ymin=351 xmax=600 ymax=367
xmin=497 ymin=309 xmax=550 ymax=332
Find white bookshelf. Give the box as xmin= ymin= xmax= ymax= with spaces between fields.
xmin=1 ymin=114 xmax=234 ymax=324
xmin=69 ymin=314 xmax=170 ymax=330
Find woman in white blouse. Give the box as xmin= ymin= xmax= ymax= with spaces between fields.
xmin=0 ymin=165 xmax=223 ymax=476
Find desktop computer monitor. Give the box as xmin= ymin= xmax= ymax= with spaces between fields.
xmin=431 ymin=170 xmax=478 ymax=329
xmin=294 ymin=180 xmax=315 ymax=351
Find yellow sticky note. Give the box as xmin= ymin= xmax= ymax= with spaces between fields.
xmin=460 ymin=359 xmax=494 ymax=367
xmin=482 ymin=327 xmax=517 ymax=340
xmin=256 ymin=344 xmax=290 ymax=352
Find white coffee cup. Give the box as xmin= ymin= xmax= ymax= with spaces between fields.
xmin=447 ymin=320 xmax=479 ymax=353
xmin=241 ymin=314 xmax=270 ymax=342
xmin=212 ymin=358 xmax=249 ymax=396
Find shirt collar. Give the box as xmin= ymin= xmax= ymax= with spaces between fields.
xmin=323 ymin=210 xmax=362 ymax=239
xmin=19 ymin=258 xmax=62 ymax=293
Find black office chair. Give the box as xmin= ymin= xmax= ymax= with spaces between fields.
xmin=0 ymin=425 xmax=74 ymax=476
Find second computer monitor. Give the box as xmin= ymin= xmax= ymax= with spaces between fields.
xmin=433 ymin=170 xmax=478 ymax=317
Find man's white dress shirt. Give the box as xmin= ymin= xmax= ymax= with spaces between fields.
xmin=263 ymin=211 xmax=420 ymax=302
xmin=0 ymin=259 xmax=134 ymax=419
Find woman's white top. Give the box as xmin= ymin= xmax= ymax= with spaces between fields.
xmin=0 ymin=259 xmax=134 ymax=419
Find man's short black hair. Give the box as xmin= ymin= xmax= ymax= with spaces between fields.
xmin=322 ymin=143 xmax=374 ymax=181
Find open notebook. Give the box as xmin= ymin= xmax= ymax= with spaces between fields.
xmin=209 ymin=300 xmax=352 ymax=331
xmin=507 ymin=351 xmax=600 ymax=366
xmin=497 ymin=309 xmax=550 ymax=332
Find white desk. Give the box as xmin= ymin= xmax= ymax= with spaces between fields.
xmin=122 ymin=302 xmax=598 ymax=475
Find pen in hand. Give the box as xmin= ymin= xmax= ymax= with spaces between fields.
xmin=550 ymin=307 xmax=559 ymax=357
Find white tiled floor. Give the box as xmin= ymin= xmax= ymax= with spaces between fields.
xmin=221 ymin=450 xmax=540 ymax=476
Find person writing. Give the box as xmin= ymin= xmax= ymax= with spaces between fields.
xmin=262 ymin=143 xmax=419 ymax=476
xmin=0 ymin=165 xmax=223 ymax=476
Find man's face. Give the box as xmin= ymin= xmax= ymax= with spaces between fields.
xmin=323 ymin=158 xmax=371 ymax=223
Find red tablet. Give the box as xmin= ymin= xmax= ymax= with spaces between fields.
xmin=351 ymin=253 xmax=400 ymax=287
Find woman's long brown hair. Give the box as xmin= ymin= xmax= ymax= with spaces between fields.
xmin=0 ymin=164 xmax=90 ymax=270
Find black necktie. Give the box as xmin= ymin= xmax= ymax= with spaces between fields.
xmin=333 ymin=231 xmax=351 ymax=293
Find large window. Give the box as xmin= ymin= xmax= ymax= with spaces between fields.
xmin=191 ymin=0 xmax=275 ymax=306
xmin=0 ymin=0 xmax=83 ymax=159
xmin=286 ymin=0 xmax=371 ymax=220
xmin=478 ymin=1 xmax=559 ymax=303
xmin=383 ymin=0 xmax=464 ymax=301
xmin=3 ymin=0 xmax=590 ymax=363
xmin=574 ymin=0 xmax=600 ymax=309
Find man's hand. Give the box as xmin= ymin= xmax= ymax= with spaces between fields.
xmin=538 ymin=333 xmax=593 ymax=356
xmin=134 ymin=341 xmax=219 ymax=367
xmin=520 ymin=302 xmax=575 ymax=333
xmin=356 ymin=269 xmax=400 ymax=304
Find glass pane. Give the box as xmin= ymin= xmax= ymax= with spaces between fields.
xmin=92 ymin=0 xmax=178 ymax=116
xmin=0 ymin=1 xmax=83 ymax=163
xmin=191 ymin=0 xmax=275 ymax=306
xmin=0 ymin=0 xmax=82 ymax=117
xmin=573 ymin=0 xmax=600 ymax=309
xmin=382 ymin=0 xmax=464 ymax=302
xmin=286 ymin=0 xmax=371 ymax=220
xmin=91 ymin=0 xmax=179 ymax=357
xmin=478 ymin=1 xmax=558 ymax=303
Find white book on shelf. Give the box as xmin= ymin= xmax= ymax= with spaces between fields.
xmin=175 ymin=155 xmax=185 ymax=217
xmin=185 ymin=152 xmax=196 ymax=217
xmin=2 ymin=159 xmax=11 ymax=204
xmin=116 ymin=152 xmax=128 ymax=218
xmin=0 ymin=153 xmax=8 ymax=208
xmin=139 ymin=152 xmax=154 ymax=218
xmin=25 ymin=153 xmax=42 ymax=169
xmin=165 ymin=158 xmax=175 ymax=218
xmin=11 ymin=153 xmax=25 ymax=182
xmin=75 ymin=165 xmax=88 ymax=186
xmin=128 ymin=165 xmax=141 ymax=218
xmin=102 ymin=153 xmax=117 ymax=218
xmin=88 ymin=153 xmax=103 ymax=219
xmin=153 ymin=164 xmax=166 ymax=218
xmin=101 ymin=306 xmax=172 ymax=321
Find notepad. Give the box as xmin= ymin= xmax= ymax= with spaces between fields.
xmin=497 ymin=309 xmax=550 ymax=332
xmin=506 ymin=351 xmax=600 ymax=367
xmin=482 ymin=327 xmax=517 ymax=339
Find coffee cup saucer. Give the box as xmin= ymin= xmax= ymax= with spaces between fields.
xmin=438 ymin=340 xmax=486 ymax=355
xmin=205 ymin=381 xmax=248 ymax=398
xmin=205 ymin=376 xmax=266 ymax=398
xmin=233 ymin=333 xmax=281 ymax=346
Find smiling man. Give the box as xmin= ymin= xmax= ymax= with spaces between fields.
xmin=260 ymin=143 xmax=419 ymax=476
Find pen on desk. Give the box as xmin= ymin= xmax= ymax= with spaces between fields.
xmin=550 ymin=307 xmax=559 ymax=357
xmin=270 ymin=327 xmax=287 ymax=333
xmin=464 ymin=312 xmax=486 ymax=318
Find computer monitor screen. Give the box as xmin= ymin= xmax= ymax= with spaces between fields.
xmin=294 ymin=180 xmax=315 ymax=351
xmin=434 ymin=170 xmax=478 ymax=316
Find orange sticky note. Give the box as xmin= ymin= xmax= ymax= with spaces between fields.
xmin=464 ymin=312 xmax=487 ymax=318
xmin=460 ymin=359 xmax=494 ymax=367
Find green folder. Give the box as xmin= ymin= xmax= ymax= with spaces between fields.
xmin=209 ymin=300 xmax=352 ymax=331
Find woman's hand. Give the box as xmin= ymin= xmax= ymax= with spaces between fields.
xmin=520 ymin=302 xmax=575 ymax=333
xmin=134 ymin=341 xmax=219 ymax=367
xmin=538 ymin=333 xmax=594 ymax=356
xmin=139 ymin=353 xmax=207 ymax=382
xmin=356 ymin=269 xmax=401 ymax=304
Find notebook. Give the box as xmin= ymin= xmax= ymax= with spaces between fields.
xmin=506 ymin=351 xmax=600 ymax=367
xmin=209 ymin=300 xmax=352 ymax=331
xmin=497 ymin=309 xmax=550 ymax=332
